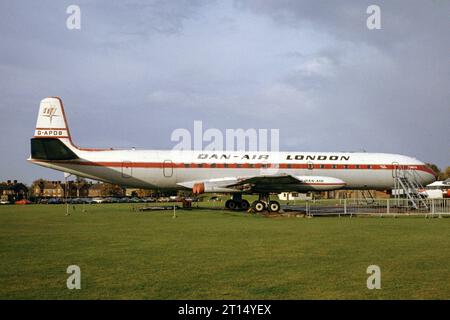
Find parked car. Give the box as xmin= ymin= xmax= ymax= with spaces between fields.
xmin=81 ymin=198 xmax=94 ymax=204
xmin=48 ymin=198 xmax=63 ymax=204
xmin=0 ymin=200 xmax=11 ymax=205
xmin=75 ymin=198 xmax=87 ymax=204
xmin=92 ymin=197 xmax=106 ymax=204
xmin=15 ymin=199 xmax=32 ymax=205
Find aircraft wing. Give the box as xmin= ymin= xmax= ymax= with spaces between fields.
xmin=226 ymin=173 xmax=302 ymax=190
xmin=177 ymin=173 xmax=346 ymax=194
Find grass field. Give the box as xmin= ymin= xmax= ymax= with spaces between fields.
xmin=0 ymin=203 xmax=449 ymax=300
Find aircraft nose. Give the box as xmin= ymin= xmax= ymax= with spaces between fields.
xmin=424 ymin=173 xmax=436 ymax=185
xmin=419 ymin=162 xmax=437 ymax=185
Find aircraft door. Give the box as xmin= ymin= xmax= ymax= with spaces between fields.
xmin=163 ymin=160 xmax=173 ymax=177
xmin=392 ymin=161 xmax=399 ymax=178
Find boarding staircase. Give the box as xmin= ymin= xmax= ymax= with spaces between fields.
xmin=360 ymin=190 xmax=376 ymax=205
xmin=393 ymin=166 xmax=428 ymax=210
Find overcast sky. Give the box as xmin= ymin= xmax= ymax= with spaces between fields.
xmin=0 ymin=0 xmax=449 ymax=184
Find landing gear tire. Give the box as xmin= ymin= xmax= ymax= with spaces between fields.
xmin=268 ymin=201 xmax=281 ymax=213
xmin=225 ymin=199 xmax=234 ymax=210
xmin=228 ymin=200 xmax=238 ymax=210
xmin=226 ymin=199 xmax=247 ymax=211
xmin=252 ymin=200 xmax=266 ymax=213
xmin=240 ymin=200 xmax=250 ymax=211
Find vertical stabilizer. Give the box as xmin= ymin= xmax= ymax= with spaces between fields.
xmin=34 ymin=97 xmax=71 ymax=141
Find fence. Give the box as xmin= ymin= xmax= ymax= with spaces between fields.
xmin=282 ymin=198 xmax=450 ymax=217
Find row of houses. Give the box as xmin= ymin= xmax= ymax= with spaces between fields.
xmin=31 ymin=180 xmax=103 ymax=198
xmin=30 ymin=180 xmax=156 ymax=198
xmin=2 ymin=179 xmax=390 ymax=203
xmin=0 ymin=180 xmax=156 ymax=201
xmin=0 ymin=180 xmax=29 ymax=202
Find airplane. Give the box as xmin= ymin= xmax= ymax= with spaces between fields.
xmin=29 ymin=97 xmax=436 ymax=212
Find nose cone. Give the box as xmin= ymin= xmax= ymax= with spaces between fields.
xmin=420 ymin=162 xmax=438 ymax=186
xmin=423 ymin=172 xmax=436 ymax=185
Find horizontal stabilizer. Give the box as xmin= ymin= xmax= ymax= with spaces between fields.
xmin=31 ymin=138 xmax=78 ymax=161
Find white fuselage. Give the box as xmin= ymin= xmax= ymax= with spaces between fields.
xmin=30 ymin=148 xmax=436 ymax=192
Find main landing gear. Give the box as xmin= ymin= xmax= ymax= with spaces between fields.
xmin=225 ymin=194 xmax=250 ymax=211
xmin=225 ymin=194 xmax=281 ymax=213
xmin=251 ymin=194 xmax=281 ymax=213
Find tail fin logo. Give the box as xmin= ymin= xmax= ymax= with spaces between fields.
xmin=42 ymin=107 xmax=59 ymax=124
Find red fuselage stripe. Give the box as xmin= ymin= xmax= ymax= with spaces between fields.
xmin=32 ymin=160 xmax=435 ymax=176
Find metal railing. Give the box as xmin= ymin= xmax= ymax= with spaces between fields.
xmin=281 ymin=198 xmax=450 ymax=218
